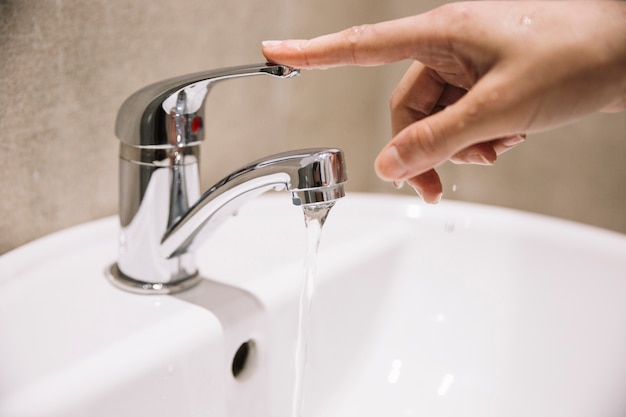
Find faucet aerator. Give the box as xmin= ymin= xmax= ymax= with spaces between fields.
xmin=292 ymin=185 xmax=346 ymax=207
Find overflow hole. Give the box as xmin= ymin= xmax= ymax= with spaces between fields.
xmin=232 ymin=340 xmax=255 ymax=379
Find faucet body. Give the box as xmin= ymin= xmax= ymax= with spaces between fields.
xmin=107 ymin=64 xmax=347 ymax=294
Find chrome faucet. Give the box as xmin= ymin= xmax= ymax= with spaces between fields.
xmin=106 ymin=63 xmax=347 ymax=295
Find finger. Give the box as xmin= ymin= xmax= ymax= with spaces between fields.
xmin=439 ymin=84 xmax=468 ymax=108
xmin=449 ymin=133 xmax=526 ymax=164
xmin=391 ymin=62 xmax=468 ymax=136
xmin=375 ymin=72 xmax=528 ymax=181
xmin=390 ymin=62 xmax=445 ymax=136
xmin=406 ymin=169 xmax=443 ymax=204
xmin=449 ymin=142 xmax=497 ymax=165
xmin=492 ymin=134 xmax=526 ymax=155
xmin=262 ymin=15 xmax=445 ymax=69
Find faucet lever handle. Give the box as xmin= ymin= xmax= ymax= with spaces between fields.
xmin=115 ymin=63 xmax=299 ymax=148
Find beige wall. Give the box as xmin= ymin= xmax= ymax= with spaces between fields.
xmin=0 ymin=0 xmax=624 ymax=254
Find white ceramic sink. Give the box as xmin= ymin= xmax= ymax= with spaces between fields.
xmin=1 ymin=193 xmax=625 ymax=417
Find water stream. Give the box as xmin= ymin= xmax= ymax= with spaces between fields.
xmin=292 ymin=202 xmax=334 ymax=417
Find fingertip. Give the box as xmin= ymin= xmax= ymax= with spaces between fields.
xmin=407 ymin=170 xmax=443 ymax=204
xmin=423 ymin=190 xmax=443 ymax=204
xmin=261 ymin=39 xmax=309 ymax=66
xmin=468 ymin=151 xmax=496 ymax=165
xmin=449 ymin=142 xmax=497 ymax=165
xmin=498 ymin=134 xmax=525 ymax=149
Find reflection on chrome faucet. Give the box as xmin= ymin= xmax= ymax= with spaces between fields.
xmin=106 ymin=63 xmax=347 ymax=294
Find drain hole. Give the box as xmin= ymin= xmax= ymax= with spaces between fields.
xmin=232 ymin=340 xmax=255 ymax=379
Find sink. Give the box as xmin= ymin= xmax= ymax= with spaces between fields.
xmin=1 ymin=192 xmax=625 ymax=417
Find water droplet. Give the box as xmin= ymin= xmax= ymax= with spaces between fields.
xmin=387 ymin=359 xmax=402 ymax=384
xmin=392 ymin=180 xmax=405 ymax=190
xmin=437 ymin=373 xmax=455 ymax=396
xmin=445 ymin=219 xmax=456 ymax=233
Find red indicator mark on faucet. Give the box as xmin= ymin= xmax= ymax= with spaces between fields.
xmin=191 ymin=116 xmax=203 ymax=134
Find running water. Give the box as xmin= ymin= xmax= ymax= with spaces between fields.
xmin=292 ymin=202 xmax=334 ymax=417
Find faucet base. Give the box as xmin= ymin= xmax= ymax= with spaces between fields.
xmin=105 ymin=263 xmax=202 ymax=295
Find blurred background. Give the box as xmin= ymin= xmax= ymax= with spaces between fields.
xmin=1 ymin=0 xmax=624 ymax=254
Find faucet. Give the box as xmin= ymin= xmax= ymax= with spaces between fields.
xmin=106 ymin=63 xmax=347 ymax=295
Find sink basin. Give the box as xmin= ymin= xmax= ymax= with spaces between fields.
xmin=1 ymin=192 xmax=625 ymax=417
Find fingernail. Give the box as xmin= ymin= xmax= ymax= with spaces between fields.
xmin=376 ymin=145 xmax=409 ymax=180
xmin=468 ymin=153 xmax=495 ymax=165
xmin=408 ymin=183 xmax=442 ymax=204
xmin=261 ymin=40 xmax=283 ymax=48
xmin=501 ymin=134 xmax=526 ymax=148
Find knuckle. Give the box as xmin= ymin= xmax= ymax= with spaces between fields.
xmin=460 ymin=88 xmax=503 ymax=127
xmin=340 ymin=24 xmax=373 ymax=63
xmin=433 ymin=2 xmax=473 ymax=26
xmin=389 ymin=89 xmax=404 ymax=113
xmin=344 ymin=24 xmax=372 ymax=43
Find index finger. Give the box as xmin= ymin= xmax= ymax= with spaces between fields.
xmin=261 ymin=15 xmax=443 ymax=69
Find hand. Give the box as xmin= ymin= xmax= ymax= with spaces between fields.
xmin=262 ymin=1 xmax=626 ymax=203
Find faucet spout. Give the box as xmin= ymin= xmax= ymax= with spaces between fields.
xmin=106 ymin=63 xmax=347 ymax=295
xmin=161 ymin=148 xmax=347 ymax=259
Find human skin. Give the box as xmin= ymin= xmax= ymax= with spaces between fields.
xmin=262 ymin=1 xmax=626 ymax=203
